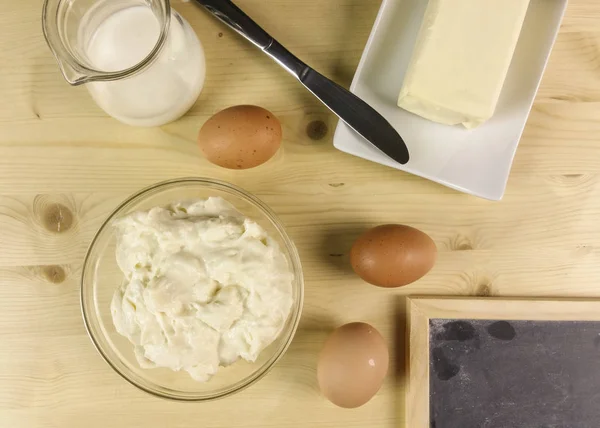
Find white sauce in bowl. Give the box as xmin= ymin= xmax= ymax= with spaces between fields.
xmin=110 ymin=197 xmax=293 ymax=382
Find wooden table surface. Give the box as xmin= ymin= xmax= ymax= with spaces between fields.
xmin=2 ymin=0 xmax=600 ymax=427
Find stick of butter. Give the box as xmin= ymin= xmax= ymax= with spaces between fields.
xmin=397 ymin=0 xmax=530 ymax=129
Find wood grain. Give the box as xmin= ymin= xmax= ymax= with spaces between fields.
xmin=0 ymin=0 xmax=598 ymax=427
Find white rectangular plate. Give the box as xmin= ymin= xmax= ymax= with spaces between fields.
xmin=333 ymin=0 xmax=568 ymax=200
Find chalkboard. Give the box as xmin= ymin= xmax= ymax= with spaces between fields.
xmin=429 ymin=319 xmax=600 ymax=428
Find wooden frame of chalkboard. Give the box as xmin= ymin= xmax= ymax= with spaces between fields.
xmin=406 ymin=296 xmax=600 ymax=428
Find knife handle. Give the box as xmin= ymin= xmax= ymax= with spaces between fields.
xmin=263 ymin=41 xmax=309 ymax=80
xmin=195 ymin=0 xmax=273 ymax=49
xmin=196 ymin=0 xmax=309 ymax=80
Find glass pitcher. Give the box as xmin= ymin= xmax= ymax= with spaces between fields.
xmin=42 ymin=0 xmax=206 ymax=127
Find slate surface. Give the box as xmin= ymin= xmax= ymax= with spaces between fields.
xmin=429 ymin=319 xmax=600 ymax=428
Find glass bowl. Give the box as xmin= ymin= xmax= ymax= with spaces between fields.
xmin=81 ymin=178 xmax=304 ymax=401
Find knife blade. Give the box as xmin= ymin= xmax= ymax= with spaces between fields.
xmin=192 ymin=0 xmax=410 ymax=165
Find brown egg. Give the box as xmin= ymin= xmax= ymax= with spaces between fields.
xmin=318 ymin=322 xmax=389 ymax=408
xmin=198 ymin=105 xmax=282 ymax=169
xmin=350 ymin=224 xmax=436 ymax=288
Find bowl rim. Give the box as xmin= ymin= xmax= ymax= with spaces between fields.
xmin=80 ymin=177 xmax=304 ymax=401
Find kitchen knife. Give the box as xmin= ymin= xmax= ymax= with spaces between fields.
xmin=192 ymin=0 xmax=410 ymax=165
